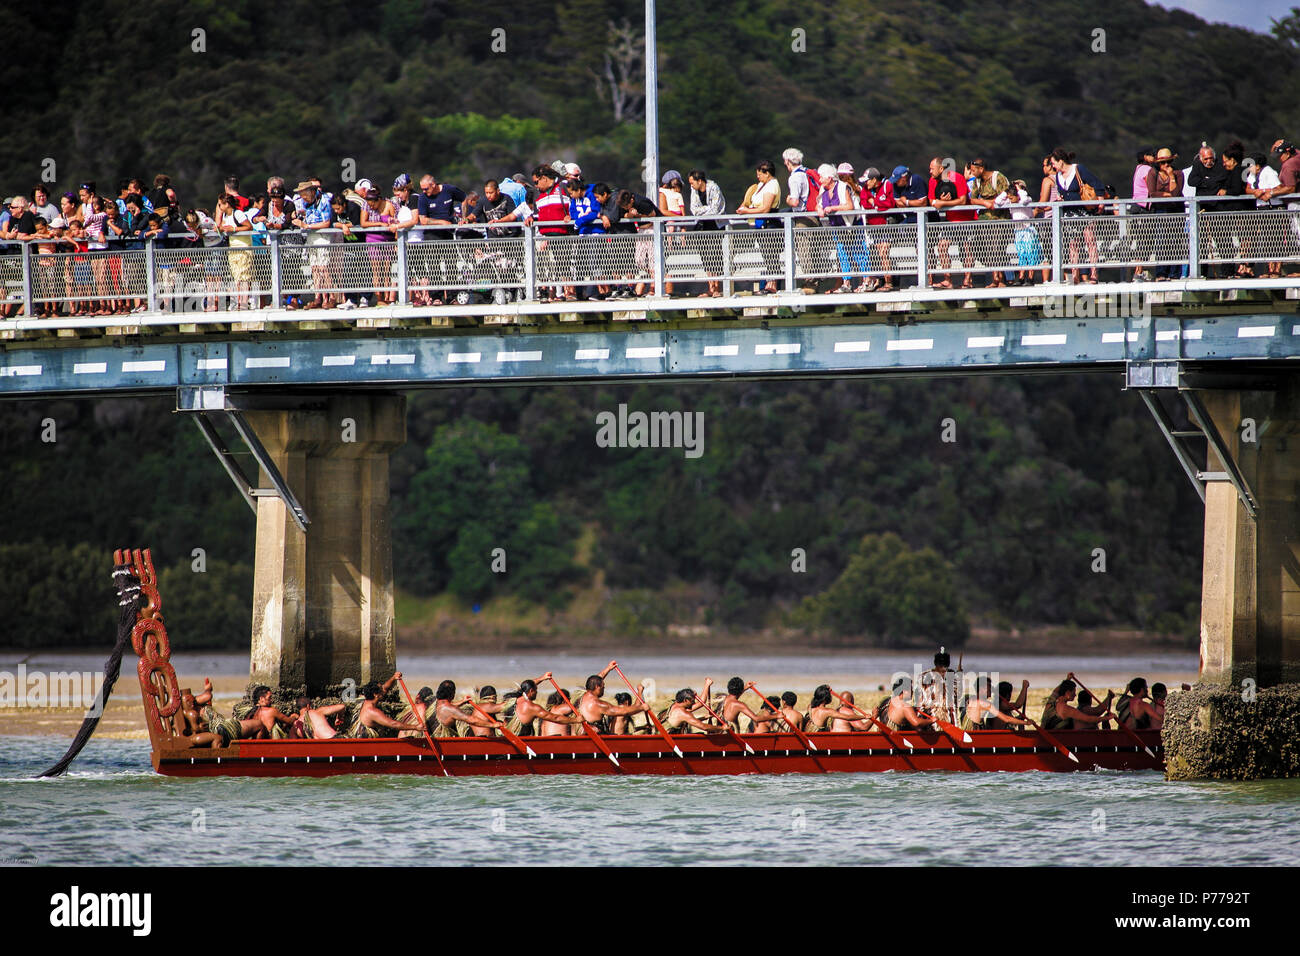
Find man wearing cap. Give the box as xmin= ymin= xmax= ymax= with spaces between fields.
xmin=888 ymin=166 xmax=929 ymax=221
xmin=288 ymin=181 xmax=335 ymax=309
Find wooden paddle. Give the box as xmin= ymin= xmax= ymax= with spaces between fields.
xmin=827 ymin=687 xmax=914 ymax=751
xmin=459 ymin=695 xmax=537 ymax=758
xmin=611 ymin=662 xmax=685 ymax=759
xmin=692 ymin=689 xmax=757 ymax=755
xmin=544 ymin=677 xmax=621 ymax=770
xmin=746 ymin=682 xmax=820 ymax=753
xmin=1067 ymin=672 xmax=1155 ymax=758
xmin=396 ymin=676 xmax=449 ymax=777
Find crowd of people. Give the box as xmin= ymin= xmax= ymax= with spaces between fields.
xmin=178 ymin=651 xmax=1170 ymax=748
xmin=3 ymin=136 xmax=1296 ymax=317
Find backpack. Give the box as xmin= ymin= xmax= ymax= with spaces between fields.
xmin=797 ymin=166 xmax=821 ymax=212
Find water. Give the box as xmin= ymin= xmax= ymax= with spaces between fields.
xmin=3 ymin=736 xmax=1297 ymax=867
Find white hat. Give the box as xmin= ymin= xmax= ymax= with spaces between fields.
xmin=564 ymin=162 xmax=582 ymax=177
xmin=817 ymin=163 xmax=838 ymax=182
xmin=50 ymin=217 xmax=67 ymax=229
xmin=355 ymin=178 xmax=373 ymax=194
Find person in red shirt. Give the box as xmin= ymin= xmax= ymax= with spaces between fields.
xmin=927 ymin=157 xmax=976 ymax=288
xmin=858 ymin=168 xmax=897 ymax=290
xmin=526 ymin=164 xmax=573 ymax=301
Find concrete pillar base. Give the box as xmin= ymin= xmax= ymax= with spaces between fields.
xmin=245 ymin=393 xmax=406 ymax=696
xmin=1163 ymin=682 xmax=1300 ymax=780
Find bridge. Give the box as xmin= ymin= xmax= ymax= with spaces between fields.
xmin=4 ymin=199 xmax=1299 ymax=778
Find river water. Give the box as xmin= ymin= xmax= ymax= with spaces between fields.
xmin=5 ymin=650 xmax=1297 ymax=867
xmin=3 ymin=735 xmax=1298 ymax=867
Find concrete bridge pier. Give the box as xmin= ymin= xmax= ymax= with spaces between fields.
xmin=1164 ymin=382 xmax=1300 ymax=779
xmin=242 ymin=393 xmax=406 ymax=695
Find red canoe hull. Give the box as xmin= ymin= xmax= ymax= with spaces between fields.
xmin=151 ymin=727 xmax=1164 ymax=777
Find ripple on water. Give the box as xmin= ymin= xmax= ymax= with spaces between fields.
xmin=1 ymin=737 xmax=1299 ymax=866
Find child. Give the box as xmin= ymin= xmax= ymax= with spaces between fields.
xmin=997 ymin=180 xmax=1044 ymax=286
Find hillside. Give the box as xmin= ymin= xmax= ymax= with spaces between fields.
xmin=1 ymin=0 xmax=1297 ymax=208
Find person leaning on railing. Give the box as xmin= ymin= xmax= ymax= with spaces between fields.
xmin=687 ymin=170 xmax=726 ymax=297
xmin=735 ymin=160 xmax=781 ymax=294
xmin=1144 ymin=147 xmax=1184 ymax=280
xmin=1049 ymin=147 xmax=1105 ymax=284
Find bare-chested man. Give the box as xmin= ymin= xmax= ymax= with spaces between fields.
xmin=575 ymin=661 xmax=649 ymax=733
xmin=1117 ymin=678 xmax=1159 ymax=731
xmin=721 ymin=677 xmax=783 ymax=733
xmin=828 ymin=690 xmax=871 ymax=733
xmin=250 ymin=685 xmax=299 ymax=737
xmin=883 ymin=677 xmax=932 ymax=731
xmin=662 ymin=689 xmax=720 ymax=733
xmin=1041 ymin=679 xmax=1113 ymax=732
xmin=428 ymin=680 xmax=499 ymax=738
xmin=539 ymin=690 xmax=577 ymax=736
xmin=962 ymin=676 xmax=1028 ymax=731
xmin=352 ymin=672 xmax=423 ymax=738
xmin=465 ymin=685 xmax=509 ymax=737
xmin=294 ymin=696 xmax=347 ymax=739
xmin=510 ymin=675 xmax=583 ymax=736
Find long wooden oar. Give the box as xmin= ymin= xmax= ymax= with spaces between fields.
xmin=692 ymin=690 xmax=756 ymax=755
xmin=611 ymin=662 xmax=684 ymax=759
xmin=1010 ymin=706 xmax=1079 ymax=764
xmin=746 ymin=682 xmax=820 ymax=753
xmin=396 ymin=676 xmax=449 ymax=777
xmin=544 ymin=677 xmax=621 ymax=770
xmin=1067 ymin=672 xmax=1155 ymax=758
xmin=916 ymin=708 xmax=973 ymax=747
xmin=828 ymin=687 xmax=914 ymax=751
xmin=460 ymin=695 xmax=536 ymax=758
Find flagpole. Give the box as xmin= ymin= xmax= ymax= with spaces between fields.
xmin=645 ymin=0 xmax=659 ymax=198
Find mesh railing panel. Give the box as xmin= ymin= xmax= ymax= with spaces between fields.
xmin=30 ymin=249 xmax=150 ymax=304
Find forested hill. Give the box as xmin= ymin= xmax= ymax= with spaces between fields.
xmin=0 ymin=377 xmax=1204 ymax=649
xmin=2 ymin=0 xmax=1298 ymax=207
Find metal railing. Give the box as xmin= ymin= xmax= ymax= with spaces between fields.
xmin=2 ymin=195 xmax=1297 ymax=324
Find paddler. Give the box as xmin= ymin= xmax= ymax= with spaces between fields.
xmin=576 ymin=661 xmax=650 ymax=733
xmin=294 ymin=696 xmax=348 ymax=739
xmin=720 ymin=677 xmax=784 ymax=734
xmin=349 ymin=672 xmax=426 ymax=737
xmin=805 ymin=684 xmax=866 ymax=732
xmin=509 ymin=676 xmax=584 ymax=735
xmin=829 ymin=690 xmax=871 ymax=732
xmin=662 ymin=689 xmax=721 ymax=733
xmin=1116 ymin=678 xmax=1159 ymax=731
xmin=427 ymin=679 xmax=500 ymax=737
xmin=962 ymin=676 xmax=1029 ymax=731
xmin=250 ymin=685 xmax=300 ymax=738
xmin=1041 ymin=679 xmax=1113 ymax=731
xmin=883 ymin=676 xmax=931 ymax=731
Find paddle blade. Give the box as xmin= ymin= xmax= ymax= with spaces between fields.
xmin=673 ymin=746 xmax=684 ymax=758
xmin=744 ymin=743 xmax=755 ymax=754
xmin=526 ymin=746 xmax=537 ymax=758
xmin=1067 ymin=751 xmax=1079 ymax=764
xmin=1144 ymin=746 xmax=1155 ymax=758
xmin=901 ymin=737 xmax=914 ymax=750
xmin=607 ymin=754 xmax=620 ymax=768
xmin=961 ymin=731 xmax=973 ymax=745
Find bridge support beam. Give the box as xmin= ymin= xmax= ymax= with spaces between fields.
xmin=1165 ymin=383 xmax=1300 ymax=779
xmin=244 ymin=393 xmax=406 ymax=694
